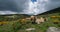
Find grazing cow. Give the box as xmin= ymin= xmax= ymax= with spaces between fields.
xmin=35 ymin=18 xmax=41 ymax=24
xmin=40 ymin=17 xmax=45 ymax=22
xmin=30 ymin=16 xmax=36 ymax=24
xmin=35 ymin=17 xmax=45 ymax=24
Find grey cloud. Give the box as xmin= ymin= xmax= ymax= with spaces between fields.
xmin=22 ymin=0 xmax=60 ymax=15
xmin=0 ymin=0 xmax=60 ymax=15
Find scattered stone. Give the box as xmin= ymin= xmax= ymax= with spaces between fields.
xmin=26 ymin=28 xmax=35 ymax=31
xmin=46 ymin=27 xmax=60 ymax=32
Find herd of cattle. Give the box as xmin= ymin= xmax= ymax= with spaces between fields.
xmin=0 ymin=15 xmax=60 ymax=25
xmin=0 ymin=15 xmax=48 ymax=25
xmin=20 ymin=16 xmax=48 ymax=24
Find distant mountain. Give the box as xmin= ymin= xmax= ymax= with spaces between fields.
xmin=38 ymin=7 xmax=60 ymax=15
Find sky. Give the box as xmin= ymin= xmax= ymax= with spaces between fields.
xmin=31 ymin=0 xmax=37 ymax=2
xmin=0 ymin=0 xmax=60 ymax=15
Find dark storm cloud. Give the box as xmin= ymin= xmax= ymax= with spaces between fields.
xmin=0 ymin=0 xmax=60 ymax=15
xmin=47 ymin=0 xmax=60 ymax=10
xmin=0 ymin=0 xmax=29 ymax=15
xmin=0 ymin=0 xmax=16 ymax=11
xmin=14 ymin=0 xmax=29 ymax=12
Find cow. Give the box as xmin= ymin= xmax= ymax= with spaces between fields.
xmin=35 ymin=17 xmax=45 ymax=24
xmin=30 ymin=16 xmax=36 ymax=24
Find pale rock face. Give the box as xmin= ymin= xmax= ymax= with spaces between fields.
xmin=47 ymin=27 xmax=60 ymax=32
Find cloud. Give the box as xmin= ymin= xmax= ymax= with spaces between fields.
xmin=0 ymin=10 xmax=17 ymax=15
xmin=22 ymin=0 xmax=60 ymax=15
xmin=0 ymin=0 xmax=60 ymax=15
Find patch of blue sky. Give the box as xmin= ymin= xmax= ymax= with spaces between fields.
xmin=31 ymin=0 xmax=37 ymax=2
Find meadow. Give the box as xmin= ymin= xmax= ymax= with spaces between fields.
xmin=0 ymin=12 xmax=60 ymax=32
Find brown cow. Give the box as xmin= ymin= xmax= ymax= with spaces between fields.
xmin=30 ymin=16 xmax=36 ymax=24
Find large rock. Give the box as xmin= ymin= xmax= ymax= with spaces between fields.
xmin=46 ymin=27 xmax=60 ymax=32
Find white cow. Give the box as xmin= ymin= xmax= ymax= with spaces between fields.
xmin=35 ymin=17 xmax=45 ymax=24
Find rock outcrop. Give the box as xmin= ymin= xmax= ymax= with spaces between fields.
xmin=46 ymin=27 xmax=60 ymax=32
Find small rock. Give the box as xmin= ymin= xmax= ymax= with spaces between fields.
xmin=26 ymin=28 xmax=35 ymax=31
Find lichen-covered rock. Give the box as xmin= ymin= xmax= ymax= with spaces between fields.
xmin=46 ymin=27 xmax=60 ymax=32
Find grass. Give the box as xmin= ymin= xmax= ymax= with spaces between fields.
xmin=0 ymin=22 xmax=14 ymax=32
xmin=0 ymin=13 xmax=60 ymax=32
